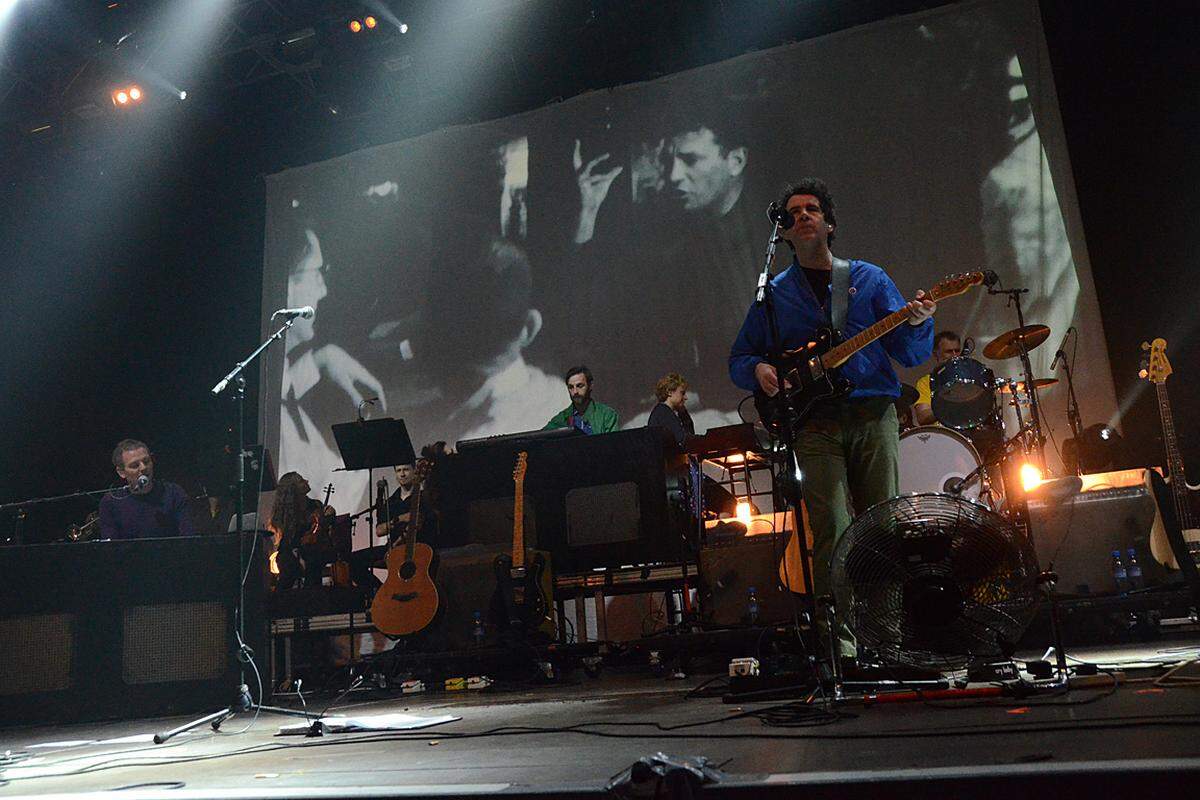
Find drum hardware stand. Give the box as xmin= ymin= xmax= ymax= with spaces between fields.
xmin=154 ymin=320 xmax=315 ymax=744
xmin=987 ymin=280 xmax=1048 ymax=472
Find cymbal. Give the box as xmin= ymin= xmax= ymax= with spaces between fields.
xmin=896 ymin=383 xmax=919 ymax=408
xmin=983 ymin=325 xmax=1051 ymax=360
xmin=998 ymin=377 xmax=1059 ymax=394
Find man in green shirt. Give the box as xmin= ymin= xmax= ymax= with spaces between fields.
xmin=543 ymin=365 xmax=619 ymax=435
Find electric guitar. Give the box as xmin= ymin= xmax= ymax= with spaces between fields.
xmin=370 ymin=460 xmax=440 ymax=638
xmin=754 ymin=271 xmax=985 ymax=433
xmin=492 ymin=452 xmax=555 ymax=639
xmin=1140 ymin=338 xmax=1200 ymax=570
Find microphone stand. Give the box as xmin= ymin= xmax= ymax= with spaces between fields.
xmin=752 ymin=211 xmax=821 ymax=676
xmin=1 ymin=486 xmax=120 ymax=545
xmin=155 ymin=318 xmax=310 ymax=744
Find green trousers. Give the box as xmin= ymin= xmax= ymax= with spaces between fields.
xmin=793 ymin=396 xmax=900 ymax=656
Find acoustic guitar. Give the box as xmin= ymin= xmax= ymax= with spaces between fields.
xmin=492 ymin=451 xmax=555 ymax=639
xmin=370 ymin=460 xmax=440 ymax=638
xmin=755 ymin=271 xmax=985 ymax=434
xmin=1140 ymin=338 xmax=1200 ymax=571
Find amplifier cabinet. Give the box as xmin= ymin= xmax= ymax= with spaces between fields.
xmin=1027 ymin=473 xmax=1166 ymax=595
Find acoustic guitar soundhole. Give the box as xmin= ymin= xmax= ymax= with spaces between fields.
xmin=398 ymin=561 xmax=416 ymax=580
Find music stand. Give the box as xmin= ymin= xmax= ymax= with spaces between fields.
xmin=332 ymin=418 xmax=417 ymax=551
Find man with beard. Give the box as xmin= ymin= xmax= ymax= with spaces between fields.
xmin=98 ymin=439 xmax=197 ymax=540
xmin=543 ymin=366 xmax=619 ymax=435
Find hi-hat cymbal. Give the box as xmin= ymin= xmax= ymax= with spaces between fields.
xmin=998 ymin=377 xmax=1059 ymax=394
xmin=983 ymin=325 xmax=1051 ymax=360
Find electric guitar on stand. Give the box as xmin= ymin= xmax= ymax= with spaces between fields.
xmin=1140 ymin=338 xmax=1200 ymax=571
xmin=755 ymin=271 xmax=985 ymax=433
xmin=492 ymin=451 xmax=555 ymax=640
xmin=370 ymin=460 xmax=440 ymax=638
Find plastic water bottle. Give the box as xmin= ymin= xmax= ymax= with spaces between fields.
xmin=472 ymin=611 xmax=485 ymax=646
xmin=747 ymin=586 xmax=760 ymax=625
xmin=1126 ymin=548 xmax=1144 ymax=591
xmin=1111 ymin=550 xmax=1129 ymax=595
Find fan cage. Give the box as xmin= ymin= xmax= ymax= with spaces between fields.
xmin=831 ymin=493 xmax=1040 ymax=670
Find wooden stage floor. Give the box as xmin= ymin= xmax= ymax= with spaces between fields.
xmin=3 ymin=641 xmax=1200 ymax=799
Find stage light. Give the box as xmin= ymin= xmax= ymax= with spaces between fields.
xmin=129 ymin=86 xmax=142 ymax=101
xmin=1020 ymin=462 xmax=1044 ymax=492
xmin=399 ymin=22 xmax=408 ymax=34
xmin=115 ymin=90 xmax=129 ymax=104
xmin=736 ymin=501 xmax=753 ymax=526
xmin=364 ymin=15 xmax=377 ymax=29
xmin=178 ymin=90 xmax=187 ymax=100
xmin=348 ymin=18 xmax=362 ymax=33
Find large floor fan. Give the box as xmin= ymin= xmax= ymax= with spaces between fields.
xmin=830 ymin=493 xmax=1041 ymax=671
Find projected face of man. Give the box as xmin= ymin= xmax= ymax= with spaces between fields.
xmin=668 ymin=127 xmax=746 ymax=216
xmin=116 ymin=446 xmax=154 ymax=494
xmin=566 ymin=372 xmax=592 ymax=412
xmin=286 ymin=229 xmax=327 ymax=347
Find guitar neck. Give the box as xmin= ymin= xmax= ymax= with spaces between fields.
xmin=1157 ymin=382 xmax=1195 ymax=528
xmin=512 ymin=480 xmax=525 ymax=568
xmin=821 ymin=305 xmax=916 ymax=369
xmin=404 ymin=487 xmax=422 ymax=558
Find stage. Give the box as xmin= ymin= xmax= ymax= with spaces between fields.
xmin=3 ymin=641 xmax=1200 ymax=799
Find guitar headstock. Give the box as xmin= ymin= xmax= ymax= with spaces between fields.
xmin=1140 ymin=338 xmax=1172 ymax=385
xmin=928 ymin=272 xmax=984 ymax=302
xmin=322 ymin=483 xmax=335 ymax=503
xmin=513 ymin=451 xmax=528 ymax=484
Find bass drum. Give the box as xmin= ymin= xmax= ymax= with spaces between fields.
xmin=898 ymin=426 xmax=989 ymax=507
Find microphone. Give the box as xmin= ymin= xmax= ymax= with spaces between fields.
xmin=1049 ymin=327 xmax=1075 ymax=371
xmin=766 ymin=202 xmax=795 ymax=230
xmin=271 ymin=306 xmax=315 ymax=321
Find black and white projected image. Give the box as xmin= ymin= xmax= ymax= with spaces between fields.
xmin=262 ymin=0 xmax=1117 ymax=523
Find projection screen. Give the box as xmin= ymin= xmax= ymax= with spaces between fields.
xmin=261 ymin=0 xmax=1115 ymax=527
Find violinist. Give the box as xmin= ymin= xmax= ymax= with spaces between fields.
xmin=268 ymin=471 xmax=337 ymax=590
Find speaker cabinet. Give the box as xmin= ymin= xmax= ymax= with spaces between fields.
xmin=0 ymin=534 xmax=266 ymax=726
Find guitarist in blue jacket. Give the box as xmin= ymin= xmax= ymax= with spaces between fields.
xmin=729 ymin=178 xmax=936 ymax=660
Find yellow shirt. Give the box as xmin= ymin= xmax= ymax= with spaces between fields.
xmin=915 ymin=373 xmax=932 ymax=406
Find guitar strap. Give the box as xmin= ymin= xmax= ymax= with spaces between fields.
xmin=830 ymin=256 xmax=851 ymax=337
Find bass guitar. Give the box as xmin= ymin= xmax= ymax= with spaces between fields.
xmin=370 ymin=460 xmax=440 ymax=638
xmin=754 ymin=271 xmax=985 ymax=433
xmin=1140 ymin=338 xmax=1200 ymax=571
xmin=492 ymin=451 xmax=555 ymax=639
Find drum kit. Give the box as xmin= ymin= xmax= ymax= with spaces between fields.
xmin=897 ymin=322 xmax=1061 ymax=513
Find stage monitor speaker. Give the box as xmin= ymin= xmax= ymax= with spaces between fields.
xmin=698 ymin=533 xmax=799 ymax=626
xmin=1027 ymin=471 xmax=1166 ymax=595
xmin=0 ymin=533 xmax=267 ymax=727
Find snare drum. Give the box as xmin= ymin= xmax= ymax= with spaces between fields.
xmin=931 ymin=356 xmax=998 ymax=431
xmin=898 ymin=425 xmax=990 ymax=506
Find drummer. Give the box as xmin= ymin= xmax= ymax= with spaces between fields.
xmin=912 ymin=330 xmax=962 ymax=426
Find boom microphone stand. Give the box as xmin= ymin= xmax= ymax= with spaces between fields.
xmin=154 ymin=316 xmax=313 ymax=744
xmin=752 ymin=204 xmax=820 ymax=658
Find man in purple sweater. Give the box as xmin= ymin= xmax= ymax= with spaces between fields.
xmin=98 ymin=439 xmax=197 ymax=540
